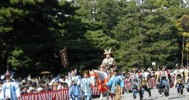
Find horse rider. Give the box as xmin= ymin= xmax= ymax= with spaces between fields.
xmin=100 ymin=48 xmax=116 ymax=71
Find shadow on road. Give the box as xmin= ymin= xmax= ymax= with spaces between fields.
xmin=169 ymin=95 xmax=185 ymax=99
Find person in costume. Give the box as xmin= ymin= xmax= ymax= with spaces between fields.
xmin=184 ymin=66 xmax=189 ymax=84
xmin=1 ymin=70 xmax=20 ymax=100
xmin=106 ymin=68 xmax=124 ymax=100
xmin=186 ymin=73 xmax=189 ymax=94
xmin=80 ymin=70 xmax=93 ymax=100
xmin=173 ymin=65 xmax=185 ymax=95
xmin=139 ymin=68 xmax=151 ymax=100
xmin=157 ymin=66 xmax=170 ymax=96
xmin=100 ymin=48 xmax=116 ymax=70
xmin=66 ymin=69 xmax=81 ymax=87
xmin=68 ymin=69 xmax=81 ymax=100
xmin=131 ymin=68 xmax=140 ymax=99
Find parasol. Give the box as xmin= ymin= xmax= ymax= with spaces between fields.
xmin=40 ymin=71 xmax=51 ymax=74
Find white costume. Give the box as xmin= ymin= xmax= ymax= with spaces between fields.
xmin=173 ymin=69 xmax=184 ymax=86
xmin=101 ymin=48 xmax=116 ymax=69
xmin=184 ymin=68 xmax=189 ymax=83
xmin=102 ymin=57 xmax=115 ymax=67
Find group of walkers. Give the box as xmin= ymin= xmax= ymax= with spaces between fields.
xmin=0 ymin=48 xmax=189 ymax=100
xmin=127 ymin=65 xmax=189 ymax=100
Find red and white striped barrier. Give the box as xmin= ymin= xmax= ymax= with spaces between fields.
xmin=19 ymin=89 xmax=69 ymax=100
xmin=20 ymin=87 xmax=101 ymax=100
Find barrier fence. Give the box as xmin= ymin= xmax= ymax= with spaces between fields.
xmin=19 ymin=89 xmax=69 ymax=100
xmin=19 ymin=78 xmax=161 ymax=100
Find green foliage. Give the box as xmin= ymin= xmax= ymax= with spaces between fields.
xmin=113 ymin=0 xmax=180 ymax=68
xmin=176 ymin=15 xmax=189 ymax=32
xmin=1 ymin=0 xmax=189 ymax=76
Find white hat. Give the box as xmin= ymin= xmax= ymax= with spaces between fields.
xmin=104 ymin=48 xmax=112 ymax=55
xmin=37 ymin=87 xmax=43 ymax=92
xmin=29 ymin=87 xmax=34 ymax=91
xmin=49 ymin=82 xmax=53 ymax=86
xmin=1 ymin=75 xmax=4 ymax=80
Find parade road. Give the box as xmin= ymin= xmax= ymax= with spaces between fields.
xmin=93 ymin=88 xmax=189 ymax=100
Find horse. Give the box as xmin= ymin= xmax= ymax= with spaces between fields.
xmin=89 ymin=70 xmax=109 ymax=100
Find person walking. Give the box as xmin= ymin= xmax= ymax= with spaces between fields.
xmin=81 ymin=70 xmax=93 ymax=100
xmin=106 ymin=68 xmax=124 ymax=100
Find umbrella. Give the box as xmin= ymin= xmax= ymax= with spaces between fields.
xmin=40 ymin=71 xmax=50 ymax=74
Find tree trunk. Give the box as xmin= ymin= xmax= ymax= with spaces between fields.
xmin=181 ymin=36 xmax=185 ymax=66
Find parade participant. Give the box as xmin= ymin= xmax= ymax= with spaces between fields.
xmin=66 ymin=68 xmax=81 ymax=87
xmin=173 ymin=65 xmax=184 ymax=95
xmin=1 ymin=70 xmax=20 ymax=100
xmin=157 ymin=66 xmax=170 ymax=97
xmin=81 ymin=70 xmax=93 ymax=100
xmin=106 ymin=68 xmax=124 ymax=100
xmin=124 ymin=69 xmax=131 ymax=93
xmin=184 ymin=66 xmax=189 ymax=84
xmin=131 ymin=68 xmax=140 ymax=99
xmin=68 ymin=68 xmax=81 ymax=100
xmin=186 ymin=74 xmax=189 ymax=94
xmin=69 ymin=80 xmax=81 ymax=100
xmin=139 ymin=68 xmax=151 ymax=100
xmin=131 ymin=68 xmax=140 ymax=86
xmin=155 ymin=66 xmax=161 ymax=81
xmin=100 ymin=48 xmax=116 ymax=70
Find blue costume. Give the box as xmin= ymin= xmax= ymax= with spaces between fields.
xmin=69 ymin=83 xmax=81 ymax=100
xmin=106 ymin=75 xmax=124 ymax=94
xmin=1 ymin=80 xmax=20 ymax=100
xmin=80 ymin=78 xmax=92 ymax=100
xmin=68 ymin=76 xmax=81 ymax=100
xmin=131 ymin=74 xmax=140 ymax=99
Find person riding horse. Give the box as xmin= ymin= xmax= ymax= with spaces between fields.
xmin=100 ymin=48 xmax=116 ymax=70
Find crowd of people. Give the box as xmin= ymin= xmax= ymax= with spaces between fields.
xmin=0 ymin=48 xmax=189 ymax=100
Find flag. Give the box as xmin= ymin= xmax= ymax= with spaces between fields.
xmin=60 ymin=48 xmax=69 ymax=67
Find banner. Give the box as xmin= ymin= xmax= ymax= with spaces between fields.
xmin=60 ymin=48 xmax=69 ymax=67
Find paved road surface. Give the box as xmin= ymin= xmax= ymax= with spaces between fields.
xmin=93 ymin=88 xmax=189 ymax=100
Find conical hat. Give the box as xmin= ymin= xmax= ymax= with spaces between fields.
xmin=4 ymin=69 xmax=13 ymax=76
xmin=5 ymin=70 xmax=10 ymax=76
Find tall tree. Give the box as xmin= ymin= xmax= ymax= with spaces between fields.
xmin=0 ymin=0 xmax=78 ymax=76
xmin=113 ymin=0 xmax=181 ymax=69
